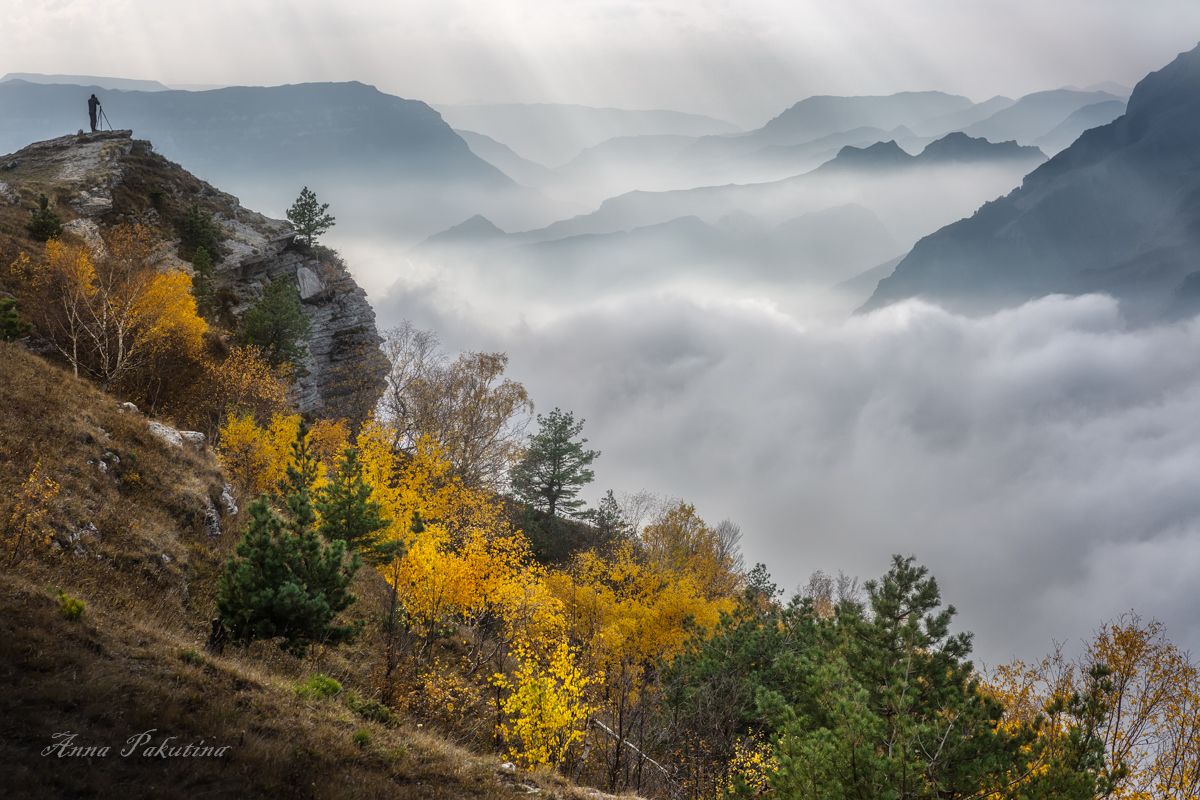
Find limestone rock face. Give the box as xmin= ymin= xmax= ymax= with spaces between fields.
xmin=0 ymin=130 xmax=388 ymax=422
xmin=224 ymin=238 xmax=387 ymax=422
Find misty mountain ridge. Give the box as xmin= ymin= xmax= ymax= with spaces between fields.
xmin=814 ymin=133 xmax=1044 ymax=173
xmin=864 ymin=41 xmax=1200 ymax=320
xmin=434 ymin=102 xmax=741 ymax=166
xmin=0 ymin=72 xmax=170 ymax=92
xmin=1033 ymin=100 xmax=1128 ymax=154
xmin=469 ymin=89 xmax=1094 ymax=206
xmin=962 ymin=88 xmax=1121 ymax=144
xmin=0 ymin=79 xmax=560 ymax=236
xmin=514 ymin=130 xmax=1045 ymax=248
xmin=753 ymin=91 xmax=974 ymax=144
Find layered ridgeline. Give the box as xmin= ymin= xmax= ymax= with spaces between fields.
xmin=500 ymin=90 xmax=1122 ymax=205
xmin=0 ymin=130 xmax=387 ymax=420
xmin=410 ymin=132 xmax=1046 ymax=307
xmin=0 ymin=80 xmax=556 ymax=236
xmin=865 ymin=42 xmax=1200 ymax=320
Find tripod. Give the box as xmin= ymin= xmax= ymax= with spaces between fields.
xmin=99 ymin=107 xmax=113 ymax=131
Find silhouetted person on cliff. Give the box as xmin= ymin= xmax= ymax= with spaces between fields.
xmin=88 ymin=94 xmax=100 ymax=133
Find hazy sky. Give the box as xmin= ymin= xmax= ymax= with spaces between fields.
xmin=4 ymin=0 xmax=1200 ymax=125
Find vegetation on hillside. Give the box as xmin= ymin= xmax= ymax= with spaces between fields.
xmin=1 ymin=154 xmax=1197 ymax=800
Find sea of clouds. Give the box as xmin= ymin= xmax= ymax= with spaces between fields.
xmin=366 ymin=261 xmax=1200 ymax=666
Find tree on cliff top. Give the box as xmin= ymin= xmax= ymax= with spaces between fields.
xmin=287 ymin=187 xmax=335 ymax=247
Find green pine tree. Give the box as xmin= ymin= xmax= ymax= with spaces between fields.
xmin=509 ymin=407 xmax=599 ymax=519
xmin=315 ymin=447 xmax=388 ymax=560
xmin=286 ymin=186 xmax=336 ymax=247
xmin=587 ymin=489 xmax=630 ymax=548
xmin=0 ymin=296 xmax=29 ymax=341
xmin=178 ymin=204 xmax=223 ymax=261
xmin=216 ymin=497 xmax=359 ymax=656
xmin=191 ymin=246 xmax=216 ymax=319
xmin=279 ymin=420 xmax=319 ymax=534
xmin=26 ymin=195 xmax=62 ymax=242
xmin=239 ymin=278 xmax=311 ymax=368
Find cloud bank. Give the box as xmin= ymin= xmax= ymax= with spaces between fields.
xmin=376 ymin=280 xmax=1200 ymax=664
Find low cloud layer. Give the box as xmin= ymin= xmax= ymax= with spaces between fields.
xmin=375 ymin=277 xmax=1200 ymax=665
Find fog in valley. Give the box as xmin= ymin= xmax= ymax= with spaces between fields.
xmin=6 ymin=2 xmax=1200 ymax=666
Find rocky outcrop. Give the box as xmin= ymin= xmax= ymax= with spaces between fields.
xmin=863 ymin=42 xmax=1200 ymax=319
xmin=221 ymin=230 xmax=387 ymax=422
xmin=0 ymin=130 xmax=388 ymax=421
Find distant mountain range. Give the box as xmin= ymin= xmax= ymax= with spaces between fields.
xmin=434 ymin=103 xmax=741 ymax=166
xmin=507 ymin=132 xmax=1044 ymax=248
xmin=0 ymin=72 xmax=170 ymax=92
xmin=864 ymin=42 xmax=1200 ymax=320
xmin=457 ymin=89 xmax=1122 ymax=206
xmin=0 ymin=79 xmax=556 ymax=236
xmin=962 ymin=89 xmax=1122 ymax=144
xmin=751 ymin=91 xmax=973 ymax=145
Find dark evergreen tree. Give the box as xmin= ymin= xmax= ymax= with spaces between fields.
xmin=26 ymin=195 xmax=61 ymax=242
xmin=587 ymin=489 xmax=630 ymax=549
xmin=665 ymin=556 xmax=1115 ymax=800
xmin=178 ymin=204 xmax=223 ymax=261
xmin=278 ymin=419 xmax=318 ymax=534
xmin=0 ymin=296 xmax=29 ymax=341
xmin=190 ymin=246 xmax=216 ymax=319
xmin=286 ymin=186 xmax=336 ymax=247
xmin=216 ymin=497 xmax=359 ymax=656
xmin=239 ymin=278 xmax=311 ymax=368
xmin=316 ymin=447 xmax=388 ymax=559
xmin=509 ymin=407 xmax=599 ymax=519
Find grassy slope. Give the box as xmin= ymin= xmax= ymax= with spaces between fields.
xmin=0 ymin=343 xmax=623 ymax=800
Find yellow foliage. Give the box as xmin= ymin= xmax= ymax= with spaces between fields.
xmin=308 ymin=419 xmax=351 ymax=474
xmin=189 ymin=345 xmax=289 ymax=433
xmin=493 ymin=639 xmax=597 ymax=768
xmin=216 ymin=412 xmax=301 ymax=497
xmin=2 ymin=461 xmax=61 ymax=566
xmin=11 ymin=229 xmax=208 ymax=390
xmin=723 ymin=736 xmax=779 ymax=797
xmin=548 ymin=541 xmax=734 ymax=676
xmin=132 ymin=269 xmax=207 ymax=357
xmin=1089 ymin=616 xmax=1200 ymax=800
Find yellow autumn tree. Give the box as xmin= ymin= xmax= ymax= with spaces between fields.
xmin=179 ymin=345 xmax=290 ymax=436
xmin=216 ymin=412 xmax=301 ymax=497
xmin=494 ymin=639 xmax=597 ymax=768
xmin=545 ymin=534 xmax=737 ymax=789
xmin=2 ymin=460 xmax=61 ymax=566
xmin=13 ymin=225 xmax=206 ymax=391
xmin=354 ymin=420 xmax=557 ymax=695
xmin=13 ymin=227 xmax=206 ymax=390
xmin=1087 ymin=616 xmax=1200 ymax=800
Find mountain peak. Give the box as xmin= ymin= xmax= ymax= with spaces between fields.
xmin=917 ymin=131 xmax=1045 ymax=163
xmin=821 ymin=139 xmax=914 ymax=170
xmin=864 ymin=41 xmax=1200 ymax=318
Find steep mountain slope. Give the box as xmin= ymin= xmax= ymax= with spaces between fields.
xmin=455 ymin=128 xmax=558 ymax=188
xmin=0 ymin=131 xmax=387 ymax=420
xmin=1034 ymin=100 xmax=1127 ymax=154
xmin=0 ymin=344 xmax=626 ymax=800
xmin=434 ymin=102 xmax=740 ymax=166
xmin=864 ymin=43 xmax=1200 ymax=318
xmin=962 ymin=89 xmax=1121 ymax=144
xmin=0 ymin=80 xmax=554 ymax=237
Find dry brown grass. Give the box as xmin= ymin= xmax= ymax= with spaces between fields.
xmin=0 ymin=344 xmax=639 ymax=800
